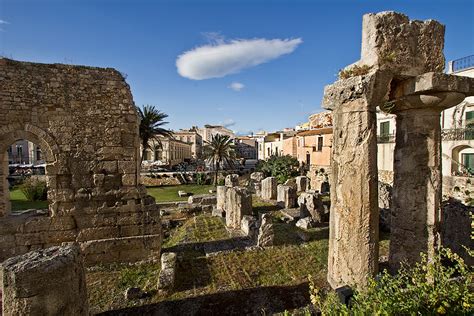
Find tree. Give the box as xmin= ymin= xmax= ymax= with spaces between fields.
xmin=203 ymin=134 xmax=235 ymax=185
xmin=256 ymin=155 xmax=299 ymax=183
xmin=137 ymin=105 xmax=172 ymax=162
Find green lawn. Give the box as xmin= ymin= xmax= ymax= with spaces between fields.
xmin=9 ymin=187 xmax=48 ymax=212
xmin=146 ymin=184 xmax=215 ymax=202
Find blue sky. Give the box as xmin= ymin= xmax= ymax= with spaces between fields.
xmin=1 ymin=0 xmax=473 ymax=135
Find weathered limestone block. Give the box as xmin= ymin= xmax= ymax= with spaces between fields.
xmin=261 ymin=177 xmax=277 ymax=200
xmin=225 ymin=174 xmax=239 ymax=187
xmin=257 ymin=213 xmax=274 ymax=247
xmin=188 ymin=194 xmax=216 ymax=205
xmin=283 ymin=178 xmax=297 ymax=190
xmin=250 ymin=172 xmax=265 ymax=182
xmin=323 ymin=70 xmax=392 ymax=289
xmin=298 ymin=192 xmax=325 ymax=223
xmin=441 ymin=199 xmax=473 ymax=266
xmin=277 ymin=184 xmax=297 ymax=209
xmin=1 ymin=244 xmax=88 ymax=316
xmin=158 ymin=252 xmax=177 ymax=291
xmin=296 ymin=217 xmax=314 ymax=230
xmin=241 ymin=215 xmax=258 ymax=239
xmin=296 ymin=176 xmax=308 ymax=192
xmin=216 ymin=186 xmax=228 ymax=211
xmin=225 ymin=187 xmax=252 ymax=229
xmin=378 ymin=182 xmax=392 ymax=232
xmin=359 ymin=11 xmax=445 ymax=76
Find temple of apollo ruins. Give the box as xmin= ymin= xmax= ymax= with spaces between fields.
xmin=323 ymin=11 xmax=474 ymax=289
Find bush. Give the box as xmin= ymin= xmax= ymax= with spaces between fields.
xmin=256 ymin=155 xmax=299 ymax=184
xmin=21 ymin=177 xmax=48 ymax=201
xmin=310 ymin=247 xmax=474 ymax=315
xmin=196 ymin=172 xmax=206 ymax=185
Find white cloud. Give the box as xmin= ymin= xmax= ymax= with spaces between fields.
xmin=0 ymin=20 xmax=9 ymax=24
xmin=221 ymin=118 xmax=236 ymax=128
xmin=176 ymin=37 xmax=303 ymax=80
xmin=228 ymin=82 xmax=245 ymax=91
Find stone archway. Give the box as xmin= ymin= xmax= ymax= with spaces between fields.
xmin=0 ymin=124 xmax=59 ymax=217
xmin=0 ymin=58 xmax=162 ymax=265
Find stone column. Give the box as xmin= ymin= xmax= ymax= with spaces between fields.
xmin=323 ymin=71 xmax=391 ymax=289
xmin=1 ymin=244 xmax=88 ymax=316
xmin=383 ymin=76 xmax=474 ymax=270
xmin=261 ymin=177 xmax=277 ymax=200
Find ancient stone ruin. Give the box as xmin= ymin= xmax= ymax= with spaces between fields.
xmin=323 ymin=11 xmax=474 ymax=288
xmin=1 ymin=244 xmax=88 ymax=315
xmin=225 ymin=187 xmax=252 ymax=229
xmin=261 ymin=177 xmax=277 ymax=200
xmin=0 ymin=59 xmax=162 ymax=265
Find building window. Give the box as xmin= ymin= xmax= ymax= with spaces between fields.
xmin=36 ymin=147 xmax=42 ymax=161
xmin=267 ymin=148 xmax=270 ymax=157
xmin=317 ymin=136 xmax=323 ymax=151
xmin=380 ymin=121 xmax=390 ymax=136
xmin=306 ymin=151 xmax=311 ymax=165
xmin=462 ymin=153 xmax=474 ymax=175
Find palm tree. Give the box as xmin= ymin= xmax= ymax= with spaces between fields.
xmin=137 ymin=105 xmax=172 ymax=162
xmin=203 ymin=134 xmax=235 ymax=185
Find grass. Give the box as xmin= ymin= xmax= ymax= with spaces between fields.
xmin=9 ymin=187 xmax=48 ymax=212
xmin=86 ymin=195 xmax=390 ymax=314
xmin=146 ymin=184 xmax=215 ymax=202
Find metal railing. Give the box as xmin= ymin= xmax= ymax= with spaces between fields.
xmin=377 ymin=134 xmax=395 ymax=143
xmin=452 ymin=55 xmax=474 ymax=72
xmin=441 ymin=128 xmax=474 ymax=141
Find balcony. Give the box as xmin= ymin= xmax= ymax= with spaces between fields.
xmin=442 ymin=128 xmax=474 ymax=141
xmin=377 ymin=134 xmax=395 ymax=143
xmin=452 ymin=55 xmax=474 ymax=73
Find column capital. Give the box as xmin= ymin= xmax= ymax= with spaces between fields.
xmin=381 ymin=72 xmax=474 ymax=113
xmin=322 ymin=70 xmax=392 ymax=111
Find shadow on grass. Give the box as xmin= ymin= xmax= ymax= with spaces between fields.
xmin=99 ymin=282 xmax=311 ymax=316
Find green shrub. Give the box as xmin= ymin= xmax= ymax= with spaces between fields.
xmin=338 ymin=64 xmax=372 ymax=79
xmin=310 ymin=247 xmax=473 ymax=315
xmin=256 ymin=155 xmax=299 ymax=184
xmin=21 ymin=177 xmax=48 ymax=201
xmin=196 ymin=172 xmax=206 ymax=185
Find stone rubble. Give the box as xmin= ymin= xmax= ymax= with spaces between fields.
xmin=257 ymin=213 xmax=274 ymax=247
xmin=0 ymin=244 xmax=88 ymax=316
xmin=225 ymin=174 xmax=239 ymax=187
xmin=225 ymin=187 xmax=252 ymax=229
xmin=157 ymin=252 xmax=177 ymax=292
xmin=261 ymin=177 xmax=277 ymax=200
xmin=298 ymin=192 xmax=326 ymax=223
xmin=277 ymin=184 xmax=297 ymax=209
xmin=295 ymin=176 xmax=308 ymax=192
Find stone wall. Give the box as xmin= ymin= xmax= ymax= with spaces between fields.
xmin=0 ymin=59 xmax=161 ymax=264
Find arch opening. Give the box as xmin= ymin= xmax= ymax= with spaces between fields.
xmin=0 ymin=130 xmax=57 ymax=217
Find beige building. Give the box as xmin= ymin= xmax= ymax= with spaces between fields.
xmin=7 ymin=140 xmax=44 ymax=165
xmin=259 ymin=131 xmax=297 ymax=160
xmin=234 ymin=136 xmax=257 ymax=159
xmin=376 ymin=54 xmax=474 ymax=182
xmin=173 ymin=128 xmax=203 ymax=158
xmin=296 ymin=128 xmax=332 ymax=167
xmin=196 ymin=124 xmax=235 ymax=143
xmin=143 ymin=135 xmax=192 ymax=167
